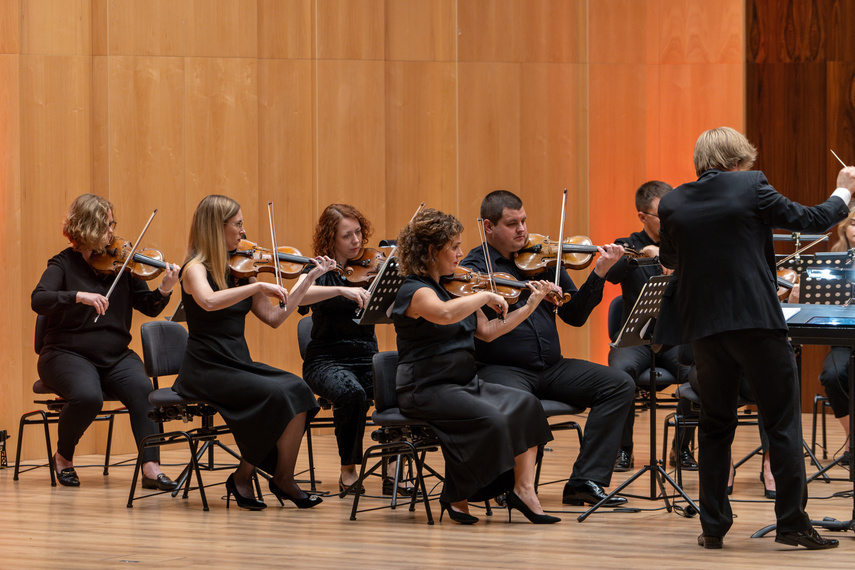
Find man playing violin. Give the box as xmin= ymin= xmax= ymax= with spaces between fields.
xmin=657 ymin=126 xmax=855 ymax=550
xmin=460 ymin=190 xmax=636 ymax=508
xmin=605 ymin=181 xmax=694 ymax=473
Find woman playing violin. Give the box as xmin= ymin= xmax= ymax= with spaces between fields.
xmin=173 ymin=195 xmax=336 ymax=511
xmin=393 ymin=208 xmax=558 ymax=524
xmin=296 ymin=204 xmax=380 ymax=494
xmin=31 ymin=194 xmax=180 ymax=489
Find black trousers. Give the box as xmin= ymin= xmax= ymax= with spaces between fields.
xmin=477 ymin=358 xmax=635 ymax=487
xmin=608 ymin=344 xmax=694 ymax=451
xmin=302 ymin=356 xmax=373 ymax=466
xmin=819 ymin=346 xmax=850 ymax=418
xmin=692 ymin=329 xmax=810 ymax=536
xmin=37 ymin=349 xmax=159 ymax=464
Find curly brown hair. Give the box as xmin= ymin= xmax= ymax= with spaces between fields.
xmin=396 ymin=208 xmax=463 ymax=277
xmin=832 ymin=206 xmax=855 ymax=251
xmin=312 ymin=204 xmax=373 ymax=258
xmin=62 ymin=194 xmax=113 ymax=251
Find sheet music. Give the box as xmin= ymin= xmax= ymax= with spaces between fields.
xmin=782 ymin=306 xmax=800 ymax=321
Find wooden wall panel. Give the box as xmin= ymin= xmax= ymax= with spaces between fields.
xmin=0 ymin=0 xmax=21 ymax=54
xmin=91 ymin=0 xmax=106 ymax=55
xmin=385 ymin=62 xmax=457 ymax=222
xmin=20 ymin=0 xmax=90 ymax=55
xmin=108 ymin=56 xmax=186 ymax=259
xmin=457 ymin=62 xmax=520 ymax=236
xmin=458 ymin=0 xmax=522 ymax=63
xmin=316 ymin=61 xmax=386 ymax=221
xmin=257 ymin=0 xmax=313 ymax=60
xmin=185 ymin=57 xmax=259 ymax=209
xmin=588 ymin=0 xmax=647 ymax=64
xmin=521 ymin=0 xmax=586 ymax=63
xmin=317 ymin=0 xmax=385 ymax=61
xmin=91 ymin=56 xmax=108 ymax=198
xmin=658 ymin=0 xmax=743 ymax=64
xmin=385 ymin=0 xmax=455 ymax=62
xmin=186 ymin=0 xmax=257 ymax=58
xmin=107 ymin=0 xmax=185 ymax=57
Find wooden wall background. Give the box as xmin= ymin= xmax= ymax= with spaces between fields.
xmin=0 ymin=0 xmax=744 ymax=462
xmin=746 ymin=0 xmax=855 ymax=408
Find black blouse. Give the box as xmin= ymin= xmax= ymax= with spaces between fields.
xmin=392 ymin=275 xmax=476 ymax=365
xmin=31 ymin=247 xmax=170 ymax=367
xmin=298 ymin=268 xmax=377 ymax=360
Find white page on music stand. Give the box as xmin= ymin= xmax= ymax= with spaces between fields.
xmin=782 ymin=306 xmax=800 ymax=321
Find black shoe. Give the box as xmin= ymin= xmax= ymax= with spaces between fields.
xmin=505 ymin=490 xmax=560 ymax=524
xmin=57 ymin=467 xmax=80 ymax=487
xmin=225 ymin=474 xmax=267 ymax=511
xmin=382 ymin=478 xmax=417 ymax=497
xmin=697 ymin=533 xmax=723 ymax=549
xmin=439 ymin=501 xmax=479 ymax=524
xmin=142 ymin=473 xmax=180 ymax=491
xmin=669 ymin=447 xmax=699 ymax=471
xmin=775 ymin=527 xmax=839 ymax=549
xmin=269 ymin=480 xmax=323 ymax=509
xmin=613 ymin=449 xmax=634 ymax=472
xmin=562 ymin=480 xmax=627 ymax=507
xmin=339 ymin=477 xmax=365 ymax=496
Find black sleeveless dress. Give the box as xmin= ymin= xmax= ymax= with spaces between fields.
xmin=392 ymin=275 xmax=553 ymax=503
xmin=173 ymin=268 xmax=319 ymax=474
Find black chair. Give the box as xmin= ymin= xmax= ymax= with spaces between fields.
xmin=14 ymin=315 xmax=129 ymax=486
xmin=297 ymin=314 xmax=374 ymax=493
xmin=811 ymin=394 xmax=832 ymax=461
xmin=349 ymin=351 xmax=443 ymax=524
xmin=127 ymin=320 xmax=237 ymax=511
xmin=532 ymin=400 xmax=585 ymax=490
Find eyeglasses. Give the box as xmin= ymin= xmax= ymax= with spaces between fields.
xmin=641 ymin=211 xmax=659 ymax=219
xmin=225 ymin=220 xmax=244 ymax=229
xmin=108 ymin=221 xmax=117 ymax=230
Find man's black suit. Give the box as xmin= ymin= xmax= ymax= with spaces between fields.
xmin=656 ymin=169 xmax=849 ymax=537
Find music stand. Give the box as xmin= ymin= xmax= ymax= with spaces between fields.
xmin=579 ymin=275 xmax=698 ymax=521
xmin=355 ymin=257 xmax=406 ymax=325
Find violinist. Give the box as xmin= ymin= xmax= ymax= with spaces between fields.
xmin=31 ymin=194 xmax=180 ymax=489
xmin=460 ymin=190 xmax=636 ymax=508
xmin=604 ymin=181 xmax=694 ymax=473
xmin=392 ymin=208 xmax=557 ymax=524
xmin=295 ymin=204 xmax=381 ymax=495
xmin=817 ymin=207 xmax=855 ymax=465
xmin=173 ymin=195 xmax=336 ymax=510
xmin=656 ymin=127 xmax=855 ymax=549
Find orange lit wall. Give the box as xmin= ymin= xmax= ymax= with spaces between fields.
xmin=587 ymin=0 xmax=745 ymax=365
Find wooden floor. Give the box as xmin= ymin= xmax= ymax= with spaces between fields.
xmin=3 ymin=410 xmax=855 ymax=568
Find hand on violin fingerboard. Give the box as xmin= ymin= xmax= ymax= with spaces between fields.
xmin=593 ymin=244 xmax=625 ymax=278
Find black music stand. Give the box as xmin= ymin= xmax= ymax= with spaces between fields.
xmin=578 ymin=275 xmax=699 ymax=521
xmin=355 ymin=257 xmax=406 ymax=325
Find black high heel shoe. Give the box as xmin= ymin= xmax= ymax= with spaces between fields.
xmin=439 ymin=501 xmax=479 ymax=524
xmin=506 ymin=490 xmax=560 ymax=524
xmin=760 ymin=456 xmax=776 ymax=499
xmin=339 ymin=477 xmax=365 ymax=495
xmin=225 ymin=474 xmax=267 ymax=510
xmin=268 ymin=480 xmax=323 ymax=509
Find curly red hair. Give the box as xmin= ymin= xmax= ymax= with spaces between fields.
xmin=312 ymin=204 xmax=373 ymax=258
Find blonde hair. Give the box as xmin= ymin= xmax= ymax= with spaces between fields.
xmin=396 ymin=208 xmax=463 ymax=277
xmin=832 ymin=207 xmax=855 ymax=252
xmin=692 ymin=127 xmax=758 ymax=177
xmin=186 ymin=195 xmax=241 ymax=290
xmin=62 ymin=194 xmax=113 ymax=251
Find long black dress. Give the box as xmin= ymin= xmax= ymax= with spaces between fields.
xmin=173 ymin=268 xmax=319 ymax=474
xmin=392 ymin=275 xmax=553 ymax=503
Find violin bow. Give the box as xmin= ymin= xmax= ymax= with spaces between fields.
xmin=775 ymin=233 xmax=830 ymax=268
xmin=267 ymin=202 xmax=285 ymax=308
xmin=94 ymin=209 xmax=158 ymax=323
xmin=552 ymin=189 xmax=569 ymax=314
xmin=477 ymin=217 xmax=504 ymax=323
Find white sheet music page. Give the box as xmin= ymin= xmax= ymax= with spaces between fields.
xmin=782 ymin=306 xmax=801 ymax=321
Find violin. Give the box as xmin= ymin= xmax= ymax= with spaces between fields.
xmin=229 ymin=239 xmax=337 ymax=279
xmin=89 ymin=236 xmax=169 ymax=281
xmin=440 ymin=267 xmax=571 ymax=306
xmin=341 ymin=247 xmax=386 ymax=286
xmin=776 ymin=268 xmax=798 ymax=301
xmin=514 ymin=233 xmax=641 ymax=275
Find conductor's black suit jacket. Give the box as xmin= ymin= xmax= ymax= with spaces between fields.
xmin=655 ymin=169 xmax=849 ymax=345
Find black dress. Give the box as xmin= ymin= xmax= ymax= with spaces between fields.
xmin=173 ymin=268 xmax=319 ymax=474
xmin=392 ymin=275 xmax=553 ymax=503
